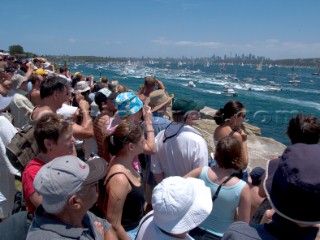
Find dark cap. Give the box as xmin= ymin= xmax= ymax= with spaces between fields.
xmin=172 ymin=98 xmax=205 ymax=115
xmin=4 ymin=67 xmax=16 ymax=73
xmin=264 ymin=143 xmax=320 ymax=224
xmin=250 ymin=167 xmax=265 ymax=186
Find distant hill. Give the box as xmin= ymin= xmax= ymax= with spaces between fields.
xmin=42 ymin=55 xmax=320 ymax=67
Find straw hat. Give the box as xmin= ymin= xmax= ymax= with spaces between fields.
xmin=75 ymin=81 xmax=90 ymax=93
xmin=145 ymin=89 xmax=172 ymax=112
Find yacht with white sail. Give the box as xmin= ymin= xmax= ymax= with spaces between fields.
xmin=188 ymin=80 xmax=196 ymax=88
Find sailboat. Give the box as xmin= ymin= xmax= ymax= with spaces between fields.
xmin=312 ymin=65 xmax=320 ymax=76
xmin=187 ymin=80 xmax=196 ymax=87
xmin=288 ymin=67 xmax=301 ymax=85
xmin=256 ymin=60 xmax=263 ymax=71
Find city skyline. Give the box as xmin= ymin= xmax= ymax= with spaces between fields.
xmin=1 ymin=0 xmax=319 ymax=60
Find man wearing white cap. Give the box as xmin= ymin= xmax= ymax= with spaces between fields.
xmin=27 ymin=156 xmax=117 ymax=240
xmin=9 ymin=74 xmax=34 ymax=128
xmin=135 ymin=176 xmax=212 ymax=240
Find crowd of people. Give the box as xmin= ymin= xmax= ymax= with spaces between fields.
xmin=0 ymin=54 xmax=320 ymax=240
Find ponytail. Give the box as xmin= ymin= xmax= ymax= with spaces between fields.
xmin=213 ymin=108 xmax=225 ymax=125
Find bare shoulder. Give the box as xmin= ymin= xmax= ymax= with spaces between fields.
xmin=106 ymin=171 xmax=131 ymax=196
xmin=214 ymin=125 xmax=233 ymax=140
xmin=240 ymin=182 xmax=250 ymax=194
xmin=184 ymin=167 xmax=203 ymax=178
xmin=31 ymin=107 xmax=53 ymax=121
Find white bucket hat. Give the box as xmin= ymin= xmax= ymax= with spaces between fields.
xmin=152 ymin=176 xmax=212 ymax=234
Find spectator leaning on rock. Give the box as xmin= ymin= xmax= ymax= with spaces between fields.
xmin=213 ymin=101 xmax=249 ymax=182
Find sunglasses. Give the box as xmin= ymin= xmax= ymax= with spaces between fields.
xmin=238 ymin=113 xmax=246 ymax=119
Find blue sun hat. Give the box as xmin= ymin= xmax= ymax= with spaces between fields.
xmin=115 ymin=92 xmax=143 ymax=117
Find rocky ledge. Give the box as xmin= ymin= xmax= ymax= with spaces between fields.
xmin=196 ymin=107 xmax=286 ymax=170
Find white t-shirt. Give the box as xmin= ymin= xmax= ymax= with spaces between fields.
xmin=0 ymin=116 xmax=19 ymax=218
xmin=151 ymin=123 xmax=208 ymax=178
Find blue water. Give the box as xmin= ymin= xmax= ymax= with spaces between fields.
xmin=71 ymin=61 xmax=320 ymax=145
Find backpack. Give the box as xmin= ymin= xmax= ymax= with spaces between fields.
xmin=6 ymin=123 xmax=38 ymax=172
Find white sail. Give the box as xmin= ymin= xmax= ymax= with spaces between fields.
xmin=256 ymin=60 xmax=263 ymax=71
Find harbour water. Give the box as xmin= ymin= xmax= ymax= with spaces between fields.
xmin=70 ymin=61 xmax=320 ymax=146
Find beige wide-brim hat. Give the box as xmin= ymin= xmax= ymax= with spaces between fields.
xmin=145 ymin=89 xmax=172 ymax=112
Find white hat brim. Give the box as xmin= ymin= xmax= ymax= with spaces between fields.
xmin=154 ymin=177 xmax=213 ymax=234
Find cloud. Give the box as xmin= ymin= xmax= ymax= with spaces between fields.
xmin=68 ymin=38 xmax=77 ymax=43
xmin=153 ymin=38 xmax=224 ymax=48
xmin=265 ymin=39 xmax=280 ymax=44
xmin=152 ymin=38 xmax=172 ymax=45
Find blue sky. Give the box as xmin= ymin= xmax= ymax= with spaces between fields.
xmin=1 ymin=0 xmax=319 ymax=59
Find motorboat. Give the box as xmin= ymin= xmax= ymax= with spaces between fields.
xmin=288 ymin=79 xmax=301 ymax=83
xmin=264 ymin=85 xmax=283 ymax=92
xmin=188 ymin=81 xmax=196 ymax=87
xmin=223 ymin=86 xmax=238 ymax=96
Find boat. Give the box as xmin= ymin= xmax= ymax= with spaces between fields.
xmin=223 ymin=85 xmax=238 ymax=96
xmin=264 ymin=85 xmax=283 ymax=92
xmin=256 ymin=60 xmax=263 ymax=71
xmin=312 ymin=65 xmax=320 ymax=75
xmin=288 ymin=66 xmax=301 ymax=85
xmin=288 ymin=79 xmax=301 ymax=83
xmin=188 ymin=81 xmax=196 ymax=87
